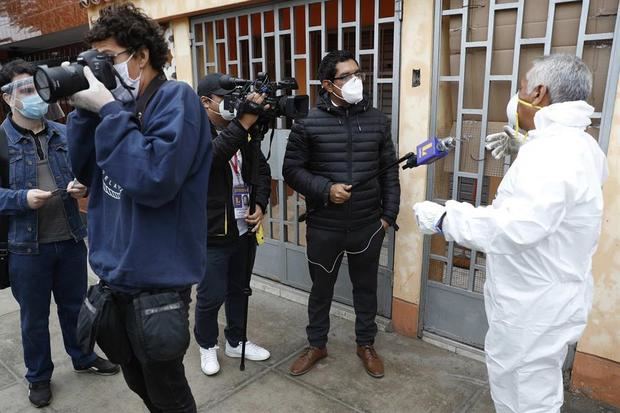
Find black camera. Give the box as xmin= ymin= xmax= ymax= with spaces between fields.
xmin=220 ymin=73 xmax=308 ymax=121
xmin=34 ymin=49 xmax=117 ymax=103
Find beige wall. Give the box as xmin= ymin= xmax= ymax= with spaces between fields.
xmin=392 ymin=0 xmax=435 ymax=307
xmin=170 ymin=17 xmax=194 ymax=86
xmin=578 ymin=80 xmax=620 ymax=364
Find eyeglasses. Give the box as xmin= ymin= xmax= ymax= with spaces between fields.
xmin=101 ymin=49 xmax=131 ymax=61
xmin=332 ymin=71 xmax=366 ymax=83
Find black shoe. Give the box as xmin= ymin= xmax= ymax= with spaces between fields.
xmin=74 ymin=356 xmax=120 ymax=376
xmin=28 ymin=381 xmax=52 ymax=408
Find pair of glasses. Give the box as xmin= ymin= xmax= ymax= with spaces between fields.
xmin=102 ymin=49 xmax=132 ymax=62
xmin=332 ymin=71 xmax=367 ymax=83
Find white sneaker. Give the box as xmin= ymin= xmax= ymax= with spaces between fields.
xmin=225 ymin=340 xmax=271 ymax=361
xmin=199 ymin=345 xmax=220 ymax=376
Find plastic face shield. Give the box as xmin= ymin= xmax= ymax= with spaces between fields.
xmin=1 ymin=76 xmax=65 ymax=121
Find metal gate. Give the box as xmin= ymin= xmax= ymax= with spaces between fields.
xmin=190 ymin=0 xmax=402 ymax=317
xmin=422 ymin=0 xmax=620 ymax=348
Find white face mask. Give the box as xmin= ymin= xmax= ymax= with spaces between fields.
xmin=207 ymin=97 xmax=236 ymax=121
xmin=113 ymin=54 xmax=141 ymax=102
xmin=506 ymin=93 xmax=519 ymax=128
xmin=333 ymin=76 xmax=364 ymax=105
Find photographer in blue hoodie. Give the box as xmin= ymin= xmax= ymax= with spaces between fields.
xmin=65 ymin=4 xmax=212 ymax=412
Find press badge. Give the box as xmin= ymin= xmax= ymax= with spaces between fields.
xmin=233 ymin=184 xmax=250 ymax=219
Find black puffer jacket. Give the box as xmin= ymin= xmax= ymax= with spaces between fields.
xmin=282 ymin=91 xmax=400 ymax=230
xmin=207 ymin=120 xmax=271 ymax=245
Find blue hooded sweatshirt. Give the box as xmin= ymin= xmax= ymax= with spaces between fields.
xmin=66 ymin=80 xmax=212 ymax=291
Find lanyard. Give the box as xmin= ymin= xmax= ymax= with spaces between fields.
xmin=229 ymin=151 xmax=243 ymax=181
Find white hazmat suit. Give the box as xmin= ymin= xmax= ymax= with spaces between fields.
xmin=439 ymin=101 xmax=607 ymax=412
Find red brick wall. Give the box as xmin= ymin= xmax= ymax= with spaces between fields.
xmin=0 ymin=0 xmax=87 ymax=45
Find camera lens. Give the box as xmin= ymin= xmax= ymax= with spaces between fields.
xmin=34 ymin=64 xmax=89 ymax=103
xmin=33 ymin=70 xmax=51 ymax=102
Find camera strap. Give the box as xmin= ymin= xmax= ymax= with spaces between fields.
xmin=135 ymin=72 xmax=168 ymax=130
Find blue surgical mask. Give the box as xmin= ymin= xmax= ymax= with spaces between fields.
xmin=16 ymin=94 xmax=49 ymax=119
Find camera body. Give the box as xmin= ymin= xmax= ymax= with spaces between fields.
xmin=34 ymin=49 xmax=117 ymax=103
xmin=220 ymin=73 xmax=309 ymax=121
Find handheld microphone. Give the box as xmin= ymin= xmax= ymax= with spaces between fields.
xmin=403 ymin=137 xmax=456 ymax=170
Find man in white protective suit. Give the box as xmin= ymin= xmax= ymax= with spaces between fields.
xmin=413 ymin=54 xmax=608 ymax=413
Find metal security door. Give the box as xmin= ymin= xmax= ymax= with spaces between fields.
xmin=190 ymin=0 xmax=402 ymax=317
xmin=422 ymin=0 xmax=620 ymax=348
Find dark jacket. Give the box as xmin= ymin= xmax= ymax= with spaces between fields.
xmin=282 ymin=91 xmax=400 ymax=230
xmin=207 ymin=120 xmax=271 ymax=245
xmin=67 ymin=80 xmax=213 ymax=291
xmin=0 ymin=117 xmax=86 ymax=254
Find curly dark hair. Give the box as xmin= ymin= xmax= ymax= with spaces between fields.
xmin=85 ymin=2 xmax=168 ymax=71
xmin=318 ymin=50 xmax=358 ymax=81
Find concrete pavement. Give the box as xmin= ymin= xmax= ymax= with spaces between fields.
xmin=0 ymin=275 xmax=617 ymax=413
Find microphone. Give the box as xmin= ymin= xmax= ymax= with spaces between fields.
xmin=219 ymin=75 xmax=252 ymax=90
xmin=403 ymin=137 xmax=456 ymax=169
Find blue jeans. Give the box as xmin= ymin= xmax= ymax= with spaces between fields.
xmin=194 ymin=235 xmax=256 ymax=349
xmin=9 ymin=239 xmax=97 ymax=383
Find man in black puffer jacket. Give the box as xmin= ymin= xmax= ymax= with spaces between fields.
xmin=283 ymin=50 xmax=400 ymax=379
xmin=194 ymin=73 xmax=272 ymax=376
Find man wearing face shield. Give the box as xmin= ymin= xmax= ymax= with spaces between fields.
xmin=65 ymin=4 xmax=212 ymax=412
xmin=194 ymin=73 xmax=272 ymax=376
xmin=0 ymin=60 xmax=118 ymax=408
xmin=413 ymin=54 xmax=608 ymax=412
xmin=283 ymin=50 xmax=400 ymax=378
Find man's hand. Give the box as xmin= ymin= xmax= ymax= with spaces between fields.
xmin=245 ymin=204 xmax=264 ymax=232
xmin=381 ymin=218 xmax=389 ymax=231
xmin=413 ymin=201 xmax=446 ymax=235
xmin=329 ymin=184 xmax=352 ymax=204
xmin=27 ymin=189 xmax=53 ymax=209
xmin=485 ymin=125 xmax=527 ymax=160
xmin=67 ymin=179 xmax=87 ymax=199
xmin=238 ymin=93 xmax=269 ymax=130
xmin=70 ymin=66 xmax=115 ymax=113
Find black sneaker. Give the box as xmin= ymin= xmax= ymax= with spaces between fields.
xmin=74 ymin=356 xmax=120 ymax=376
xmin=28 ymin=381 xmax=52 ymax=408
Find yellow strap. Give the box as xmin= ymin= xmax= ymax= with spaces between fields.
xmin=256 ymin=223 xmax=265 ymax=246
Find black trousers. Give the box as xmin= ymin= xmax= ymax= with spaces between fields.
xmin=305 ymin=221 xmax=385 ymax=348
xmin=194 ymin=234 xmax=256 ymax=349
xmin=104 ymin=288 xmax=196 ymax=413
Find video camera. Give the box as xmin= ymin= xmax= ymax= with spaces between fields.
xmin=219 ymin=72 xmax=309 ymax=121
xmin=34 ymin=49 xmax=117 ymax=103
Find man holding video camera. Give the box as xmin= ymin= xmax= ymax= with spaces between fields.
xmin=65 ymin=4 xmax=212 ymax=412
xmin=0 ymin=59 xmax=119 ymax=408
xmin=194 ymin=73 xmax=272 ymax=376
xmin=283 ymin=50 xmax=400 ymax=378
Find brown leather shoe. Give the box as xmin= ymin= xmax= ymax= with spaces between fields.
xmin=357 ymin=345 xmax=384 ymax=378
xmin=289 ymin=346 xmax=328 ymax=376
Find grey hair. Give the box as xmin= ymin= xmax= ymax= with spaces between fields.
xmin=526 ymin=54 xmax=592 ymax=103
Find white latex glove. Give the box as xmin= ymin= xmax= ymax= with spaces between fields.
xmin=413 ymin=201 xmax=446 ymax=235
xmin=484 ymin=125 xmax=527 ymax=159
xmin=70 ymin=66 xmax=115 ymax=113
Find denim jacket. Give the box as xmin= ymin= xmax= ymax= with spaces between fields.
xmin=0 ymin=117 xmax=86 ymax=254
